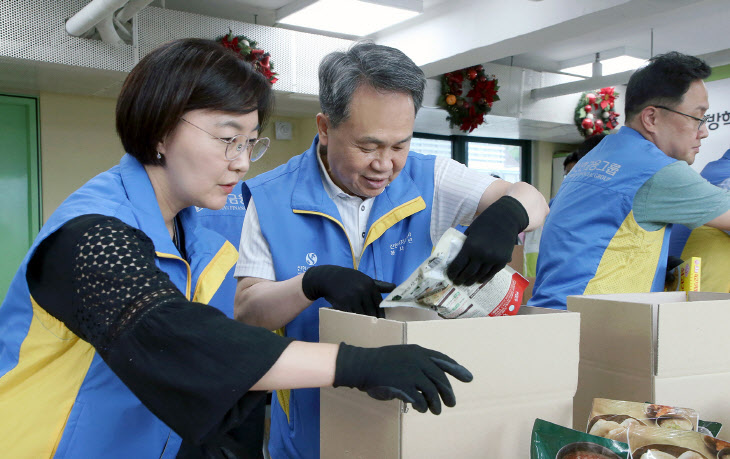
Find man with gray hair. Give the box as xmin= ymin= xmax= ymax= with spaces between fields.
xmin=234 ymin=41 xmax=549 ymax=459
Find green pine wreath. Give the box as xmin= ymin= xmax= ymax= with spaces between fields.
xmin=217 ymin=30 xmax=278 ymax=84
xmin=437 ymin=65 xmax=499 ymax=133
xmin=574 ymin=87 xmax=620 ymax=137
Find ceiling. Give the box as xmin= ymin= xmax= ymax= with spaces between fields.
xmin=3 ymin=0 xmax=728 ymax=143
xmin=153 ymin=0 xmax=730 ymax=70
xmin=490 ymin=0 xmax=730 ymax=72
xmin=150 ymin=0 xmax=451 ymax=31
xmin=144 ymin=0 xmax=730 ymax=142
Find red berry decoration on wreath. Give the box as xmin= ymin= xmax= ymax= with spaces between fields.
xmin=217 ymin=30 xmax=278 ymax=85
xmin=438 ymin=65 xmax=500 ymax=133
xmin=574 ymin=87 xmax=620 ymax=138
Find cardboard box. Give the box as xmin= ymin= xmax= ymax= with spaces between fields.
xmin=319 ymin=306 xmax=580 ymax=458
xmin=569 ymin=292 xmax=730 ymax=440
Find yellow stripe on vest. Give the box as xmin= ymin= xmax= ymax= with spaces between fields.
xmin=363 ymin=197 xmax=426 ymax=253
xmin=0 ymin=298 xmax=95 ymax=457
xmin=156 ymin=252 xmax=192 ymax=299
xmin=192 ymin=241 xmax=238 ymax=304
xmin=584 ymin=211 xmax=665 ymax=295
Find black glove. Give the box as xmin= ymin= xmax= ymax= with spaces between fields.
xmin=447 ymin=195 xmax=529 ymax=286
xmin=301 ymin=265 xmax=396 ymax=318
xmin=333 ymin=343 xmax=473 ymax=414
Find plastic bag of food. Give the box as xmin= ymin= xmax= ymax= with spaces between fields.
xmin=637 ymin=401 xmax=723 ymax=437
xmin=530 ymin=418 xmax=629 ymax=459
xmin=626 ymin=424 xmax=730 ymax=459
xmin=381 ymin=228 xmax=528 ymax=319
xmin=587 ymin=399 xmax=699 ymax=443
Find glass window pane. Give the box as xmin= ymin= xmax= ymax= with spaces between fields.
xmin=466 ymin=142 xmax=521 ymax=183
xmin=411 ymin=137 xmax=452 ymax=159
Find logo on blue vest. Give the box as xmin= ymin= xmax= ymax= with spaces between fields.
xmin=306 ymin=253 xmax=318 ymax=266
xmin=389 ymin=232 xmax=413 ymax=256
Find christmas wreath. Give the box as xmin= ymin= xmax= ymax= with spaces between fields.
xmin=438 ymin=65 xmax=499 ymax=133
xmin=574 ymin=87 xmax=620 ymax=137
xmin=217 ymin=30 xmax=278 ymax=85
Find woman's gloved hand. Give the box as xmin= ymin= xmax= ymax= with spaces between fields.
xmin=302 ymin=265 xmax=396 ymax=318
xmin=447 ymin=195 xmax=529 ymax=286
xmin=333 ymin=343 xmax=473 ymax=414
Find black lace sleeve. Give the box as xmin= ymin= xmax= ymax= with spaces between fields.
xmin=26 ymin=214 xmax=293 ymax=447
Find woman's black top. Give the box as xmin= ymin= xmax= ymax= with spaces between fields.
xmin=26 ymin=214 xmax=293 ymax=458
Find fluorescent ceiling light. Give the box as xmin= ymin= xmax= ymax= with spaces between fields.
xmin=561 ymin=55 xmax=647 ymax=77
xmin=277 ymin=0 xmax=421 ymax=36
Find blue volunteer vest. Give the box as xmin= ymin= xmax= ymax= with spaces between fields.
xmin=0 ymin=154 xmax=238 ymax=458
xmin=244 ymin=136 xmax=436 ymax=459
xmin=701 ymin=148 xmax=730 ymax=186
xmin=191 ymin=181 xmax=246 ymax=247
xmin=530 ymin=127 xmax=676 ymax=310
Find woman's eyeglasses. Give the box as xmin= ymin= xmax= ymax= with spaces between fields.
xmin=180 ymin=118 xmax=270 ymax=162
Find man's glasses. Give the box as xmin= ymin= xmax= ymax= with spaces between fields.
xmin=180 ymin=118 xmax=270 ymax=162
xmin=653 ymin=105 xmax=709 ymax=131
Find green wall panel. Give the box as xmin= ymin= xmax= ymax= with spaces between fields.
xmin=0 ymin=95 xmax=40 ymax=301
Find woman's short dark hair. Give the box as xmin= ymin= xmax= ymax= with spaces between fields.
xmin=319 ymin=41 xmax=425 ymax=128
xmin=116 ymin=38 xmax=274 ymax=165
xmin=624 ymin=51 xmax=711 ymax=122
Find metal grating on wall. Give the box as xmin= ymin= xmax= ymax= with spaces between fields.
xmin=137 ymin=7 xmax=353 ymax=95
xmin=1 ymin=2 xmax=353 ymax=96
xmin=0 ymin=0 xmax=134 ymax=72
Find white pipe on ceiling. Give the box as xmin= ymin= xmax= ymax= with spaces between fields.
xmin=113 ymin=14 xmax=133 ymax=42
xmin=115 ymin=0 xmax=154 ymax=23
xmin=530 ymin=70 xmax=633 ymax=101
xmin=96 ymin=15 xmax=124 ymax=45
xmin=66 ymin=0 xmax=130 ymax=37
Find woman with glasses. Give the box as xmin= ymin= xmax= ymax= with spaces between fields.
xmin=0 ymin=38 xmax=472 ymax=458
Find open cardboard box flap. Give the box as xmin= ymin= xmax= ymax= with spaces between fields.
xmin=568 ymin=292 xmax=730 ymax=440
xmin=320 ymin=306 xmax=580 ymax=458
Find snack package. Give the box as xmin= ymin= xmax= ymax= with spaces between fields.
xmin=626 ymin=424 xmax=730 ymax=459
xmin=531 ymin=419 xmax=629 ymax=459
xmin=587 ymin=399 xmax=699 ymax=443
xmin=665 ymin=257 xmax=701 ymax=292
xmin=698 ymin=420 xmax=723 ymax=438
xmin=380 ymin=228 xmax=528 ymax=319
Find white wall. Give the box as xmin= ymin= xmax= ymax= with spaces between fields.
xmin=39 ymin=92 xmax=124 ymax=221
xmin=693 ymin=78 xmax=730 ymax=172
xmin=38 ymin=91 xmax=319 ymax=220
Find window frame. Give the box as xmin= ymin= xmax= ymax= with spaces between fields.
xmin=413 ymin=132 xmax=532 ymax=183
